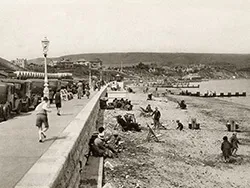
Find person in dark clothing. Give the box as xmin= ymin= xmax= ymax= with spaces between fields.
xmin=176 ymin=120 xmax=184 ymax=131
xmin=152 ymin=107 xmax=161 ymax=129
xmin=116 ymin=115 xmax=141 ymax=132
xmin=147 ymin=93 xmax=153 ymax=100
xmin=54 ymin=89 xmax=62 ymax=116
xmin=221 ymin=136 xmax=232 ymax=162
xmin=178 ymin=100 xmax=187 ymax=109
xmin=49 ymin=89 xmax=54 ymax=104
xmin=146 ymin=104 xmax=153 ymax=113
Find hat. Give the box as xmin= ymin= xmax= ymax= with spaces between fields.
xmin=98 ymin=132 xmax=105 ymax=140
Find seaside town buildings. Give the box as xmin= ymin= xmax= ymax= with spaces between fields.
xmin=11 ymin=58 xmax=28 ymax=69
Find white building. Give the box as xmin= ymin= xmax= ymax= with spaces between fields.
xmin=12 ymin=58 xmax=27 ymax=68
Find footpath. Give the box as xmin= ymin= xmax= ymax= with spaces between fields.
xmin=0 ymin=92 xmax=96 ymax=188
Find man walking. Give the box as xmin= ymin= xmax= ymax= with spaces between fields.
xmin=35 ymin=97 xmax=51 ymax=143
xmin=152 ymin=107 xmax=161 ymax=129
xmin=54 ymin=89 xmax=62 ymax=116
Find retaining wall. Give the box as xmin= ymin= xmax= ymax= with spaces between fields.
xmin=15 ymin=86 xmax=107 ymax=188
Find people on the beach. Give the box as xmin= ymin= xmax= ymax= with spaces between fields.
xmin=152 ymin=107 xmax=161 ymax=129
xmin=146 ymin=104 xmax=153 ymax=113
xmin=230 ymin=133 xmax=240 ymax=156
xmin=54 ymin=89 xmax=62 ymax=116
xmin=91 ymin=127 xmax=118 ymax=158
xmin=116 ymin=114 xmax=141 ymax=132
xmin=177 ymin=100 xmax=187 ymax=109
xmin=221 ymin=136 xmax=232 ymax=162
xmin=35 ymin=97 xmax=51 ymax=143
xmin=147 ymin=93 xmax=153 ymax=100
xmin=176 ymin=120 xmax=184 ymax=131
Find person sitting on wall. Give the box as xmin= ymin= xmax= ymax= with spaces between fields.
xmin=92 ymin=132 xmax=114 ymax=158
xmin=177 ymin=100 xmax=187 ymax=109
xmin=100 ymin=97 xmax=108 ymax=109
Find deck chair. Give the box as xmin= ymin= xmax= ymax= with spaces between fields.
xmin=146 ymin=123 xmax=159 ymax=142
xmin=139 ymin=107 xmax=152 ymax=117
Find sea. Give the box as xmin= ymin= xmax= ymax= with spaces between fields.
xmin=186 ymin=79 xmax=250 ymax=107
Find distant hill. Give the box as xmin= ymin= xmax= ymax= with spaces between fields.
xmin=28 ymin=52 xmax=250 ymax=69
xmin=0 ymin=57 xmax=25 ymax=72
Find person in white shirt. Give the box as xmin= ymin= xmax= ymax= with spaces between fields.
xmin=35 ymin=97 xmax=51 ymax=142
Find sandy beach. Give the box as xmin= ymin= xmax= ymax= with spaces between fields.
xmin=102 ymin=86 xmax=250 ymax=188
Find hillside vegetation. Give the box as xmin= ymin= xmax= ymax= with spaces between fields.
xmin=0 ymin=57 xmax=25 ymax=72
xmin=28 ymin=52 xmax=250 ymax=69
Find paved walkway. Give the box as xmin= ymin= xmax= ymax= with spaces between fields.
xmin=0 ymin=93 xmax=96 ymax=188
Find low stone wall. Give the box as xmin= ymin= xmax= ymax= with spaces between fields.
xmin=15 ymin=86 xmax=107 ymax=188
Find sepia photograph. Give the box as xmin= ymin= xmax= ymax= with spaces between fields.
xmin=0 ymin=0 xmax=250 ymax=188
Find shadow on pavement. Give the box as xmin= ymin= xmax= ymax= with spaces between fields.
xmin=43 ymin=136 xmax=67 ymax=142
xmin=60 ymin=113 xmax=74 ymax=116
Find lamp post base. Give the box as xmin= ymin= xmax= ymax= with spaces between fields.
xmin=43 ymin=83 xmax=49 ymax=99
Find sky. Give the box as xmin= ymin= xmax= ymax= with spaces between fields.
xmin=1 ymin=0 xmax=250 ymax=60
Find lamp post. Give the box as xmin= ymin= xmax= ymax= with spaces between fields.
xmin=41 ymin=37 xmax=50 ymax=98
xmin=89 ymin=62 xmax=92 ymax=88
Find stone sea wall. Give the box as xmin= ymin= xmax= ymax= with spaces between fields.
xmin=15 ymin=86 xmax=107 ymax=188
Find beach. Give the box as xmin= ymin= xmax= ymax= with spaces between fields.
xmin=102 ymin=86 xmax=250 ymax=188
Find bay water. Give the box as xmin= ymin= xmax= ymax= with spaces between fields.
xmin=187 ymin=79 xmax=250 ymax=107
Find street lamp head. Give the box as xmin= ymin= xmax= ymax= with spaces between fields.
xmin=41 ymin=37 xmax=50 ymax=55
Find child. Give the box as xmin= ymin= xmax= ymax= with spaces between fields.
xmin=35 ymin=97 xmax=51 ymax=142
xmin=221 ymin=136 xmax=232 ymax=162
xmin=176 ymin=120 xmax=184 ymax=131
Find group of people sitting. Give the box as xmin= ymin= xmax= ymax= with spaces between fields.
xmin=112 ymin=98 xmax=133 ymax=111
xmin=116 ymin=114 xmax=141 ymax=132
xmin=90 ymin=127 xmax=123 ymax=158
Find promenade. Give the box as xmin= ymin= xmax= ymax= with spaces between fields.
xmin=0 ymin=92 xmax=96 ymax=188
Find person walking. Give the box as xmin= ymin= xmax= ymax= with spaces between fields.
xmin=230 ymin=133 xmax=240 ymax=156
xmin=54 ymin=89 xmax=62 ymax=116
xmin=86 ymin=88 xmax=90 ymax=99
xmin=221 ymin=136 xmax=232 ymax=162
xmin=152 ymin=107 xmax=161 ymax=129
xmin=35 ymin=97 xmax=51 ymax=143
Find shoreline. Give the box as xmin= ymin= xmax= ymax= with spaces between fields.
xmin=102 ymin=87 xmax=250 ymax=188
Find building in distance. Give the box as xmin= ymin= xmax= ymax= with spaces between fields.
xmin=11 ymin=58 xmax=28 ymax=69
